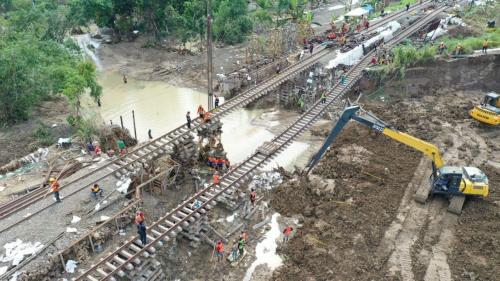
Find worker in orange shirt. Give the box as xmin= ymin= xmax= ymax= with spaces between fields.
xmin=197 ymin=105 xmax=205 ymax=119
xmin=283 ymin=226 xmax=294 ymax=242
xmin=213 ymin=171 xmax=220 ymax=186
xmin=49 ymin=177 xmax=61 ymax=203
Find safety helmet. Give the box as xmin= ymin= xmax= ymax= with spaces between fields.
xmin=49 ymin=178 xmax=56 ymax=183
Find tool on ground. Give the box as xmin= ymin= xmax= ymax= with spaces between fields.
xmin=469 ymin=92 xmax=500 ymax=125
xmin=305 ymin=104 xmax=489 ymax=214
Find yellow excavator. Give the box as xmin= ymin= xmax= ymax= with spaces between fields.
xmin=305 ymin=104 xmax=489 ymax=214
xmin=469 ymin=92 xmax=500 ymax=125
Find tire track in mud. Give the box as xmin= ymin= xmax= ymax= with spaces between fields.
xmin=380 ymin=121 xmax=471 ymax=281
xmin=422 ymin=124 xmax=490 ymax=281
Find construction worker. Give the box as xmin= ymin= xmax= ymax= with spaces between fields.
xmin=94 ymin=144 xmax=102 ymax=156
xmin=406 ymin=3 xmax=410 ymax=11
xmin=240 ymin=231 xmax=248 ymax=242
xmin=135 ymin=211 xmax=147 ymax=245
xmin=238 ymin=236 xmax=245 ymax=256
xmin=214 ymin=95 xmax=220 ymax=108
xmin=186 ymin=111 xmax=191 ymax=129
xmin=438 ymin=42 xmax=447 ymax=54
xmin=320 ymin=92 xmax=326 ymax=104
xmin=309 ymin=43 xmax=314 ymax=54
xmin=363 ymin=18 xmax=369 ymax=29
xmin=191 ymin=199 xmax=202 ymax=210
xmin=283 ymin=226 xmax=294 ymax=242
xmin=215 ymin=240 xmax=224 ymax=262
xmin=91 ymin=184 xmax=104 ymax=200
xmin=250 ymin=188 xmax=257 ymax=206
xmin=276 ymin=64 xmax=281 ymax=74
xmin=123 ymin=74 xmax=127 ymax=84
xmin=231 ymin=239 xmax=239 ymax=261
xmin=217 ymin=157 xmax=224 ymax=170
xmin=224 ymin=158 xmax=231 ymax=170
xmin=197 ymin=105 xmax=205 ymax=119
xmin=203 ymin=111 xmax=212 ymax=123
xmin=340 ymin=73 xmax=347 ymax=85
xmin=87 ymin=142 xmax=94 ymax=154
xmin=370 ymin=56 xmax=378 ymax=65
xmin=213 ymin=171 xmax=220 ymax=186
xmin=455 ymin=44 xmax=463 ymax=55
xmin=482 ymin=39 xmax=488 ymax=54
xmin=117 ymin=139 xmax=126 ymax=155
xmin=148 ymin=129 xmax=153 ymax=140
xmin=49 ymin=177 xmax=61 ymax=203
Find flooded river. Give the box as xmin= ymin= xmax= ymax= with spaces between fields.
xmin=79 ymin=35 xmax=312 ymax=169
xmin=94 ymin=71 xmax=311 ymax=167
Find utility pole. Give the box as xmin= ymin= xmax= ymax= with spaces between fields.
xmin=206 ymin=0 xmax=214 ymax=111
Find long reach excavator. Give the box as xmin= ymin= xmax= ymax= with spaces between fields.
xmin=305 ymin=104 xmax=489 ymax=214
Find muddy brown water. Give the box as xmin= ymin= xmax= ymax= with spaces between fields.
xmin=86 ymin=70 xmax=312 ymax=168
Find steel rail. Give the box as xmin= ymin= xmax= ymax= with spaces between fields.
xmin=74 ymin=5 xmax=446 ymax=280
xmin=0 ymin=1 xmax=433 ymax=227
xmin=0 ymin=42 xmax=329 ymax=235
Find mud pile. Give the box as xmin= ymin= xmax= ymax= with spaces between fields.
xmin=271 ymin=86 xmax=499 ymax=280
xmin=271 ymin=121 xmax=421 ymax=281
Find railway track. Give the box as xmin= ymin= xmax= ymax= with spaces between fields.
xmin=0 ymin=1 xmax=435 ymax=229
xmin=0 ymin=41 xmax=329 ymax=232
xmin=73 ymin=4 xmax=446 ymax=281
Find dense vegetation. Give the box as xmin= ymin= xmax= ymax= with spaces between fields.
xmin=0 ymin=0 xmax=101 ymax=124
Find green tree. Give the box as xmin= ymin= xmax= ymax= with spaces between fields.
xmin=212 ymin=0 xmax=253 ymax=44
xmin=0 ymin=0 xmax=102 ymax=123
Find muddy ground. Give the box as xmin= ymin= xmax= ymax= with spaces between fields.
xmin=271 ymin=85 xmax=499 ymax=281
xmin=0 ymin=97 xmax=72 ymax=167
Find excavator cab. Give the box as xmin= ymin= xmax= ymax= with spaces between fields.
xmin=470 ymin=92 xmax=500 ymax=125
xmin=432 ymin=167 xmax=463 ymax=194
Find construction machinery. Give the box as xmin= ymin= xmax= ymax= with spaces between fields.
xmin=469 ymin=92 xmax=500 ymax=125
xmin=305 ymin=104 xmax=489 ymax=214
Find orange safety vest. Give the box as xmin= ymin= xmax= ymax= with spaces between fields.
xmin=197 ymin=106 xmax=205 ymax=115
xmin=51 ymin=182 xmax=60 ymax=193
xmin=213 ymin=174 xmax=220 ymax=185
xmin=204 ymin=112 xmax=212 ymax=122
xmin=216 ymin=243 xmax=224 ymax=253
xmin=283 ymin=227 xmax=293 ymax=236
xmin=135 ymin=214 xmax=145 ymax=225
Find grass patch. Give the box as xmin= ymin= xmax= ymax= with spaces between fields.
xmin=370 ymin=0 xmax=419 ymax=19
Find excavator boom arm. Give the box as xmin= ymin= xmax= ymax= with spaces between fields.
xmin=305 ymin=105 xmax=445 ymax=174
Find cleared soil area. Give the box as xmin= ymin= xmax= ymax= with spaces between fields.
xmin=271 ymin=84 xmax=499 ymax=280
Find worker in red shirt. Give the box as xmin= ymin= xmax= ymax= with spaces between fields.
xmin=215 ymin=240 xmax=224 ymax=262
xmin=213 ymin=171 xmax=220 ymax=186
xmin=135 ymin=211 xmax=147 ymax=245
xmin=250 ymin=188 xmax=257 ymax=206
xmin=283 ymin=226 xmax=294 ymax=242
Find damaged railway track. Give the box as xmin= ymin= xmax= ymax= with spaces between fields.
xmin=73 ymin=4 xmax=446 ymax=280
xmin=0 ymin=0 xmax=430 ymax=232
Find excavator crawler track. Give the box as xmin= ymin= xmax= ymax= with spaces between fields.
xmin=447 ymin=196 xmax=465 ymax=215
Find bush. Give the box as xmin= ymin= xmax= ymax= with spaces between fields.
xmin=34 ymin=122 xmax=54 ymax=146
